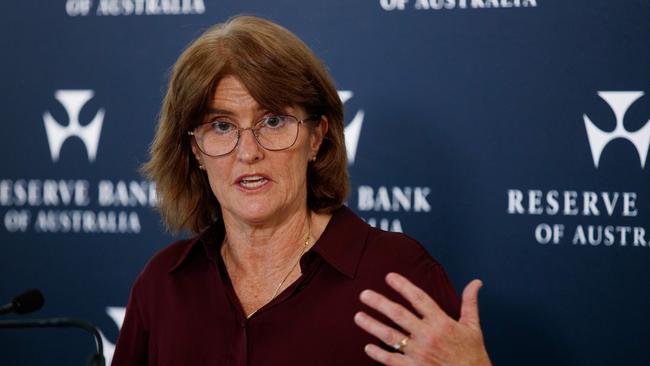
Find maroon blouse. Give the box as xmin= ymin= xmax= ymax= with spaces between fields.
xmin=112 ymin=206 xmax=460 ymax=365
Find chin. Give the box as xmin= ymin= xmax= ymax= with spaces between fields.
xmin=229 ymin=201 xmax=279 ymax=223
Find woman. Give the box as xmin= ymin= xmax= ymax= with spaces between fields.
xmin=113 ymin=15 xmax=491 ymax=366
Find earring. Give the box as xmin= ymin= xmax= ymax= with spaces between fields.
xmin=199 ymin=164 xmax=205 ymax=170
xmin=310 ymin=156 xmax=317 ymax=162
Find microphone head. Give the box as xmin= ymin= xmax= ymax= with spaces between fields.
xmin=12 ymin=289 xmax=44 ymax=315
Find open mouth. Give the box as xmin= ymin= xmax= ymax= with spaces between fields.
xmin=238 ymin=175 xmax=269 ymax=189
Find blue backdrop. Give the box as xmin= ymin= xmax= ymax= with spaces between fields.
xmin=1 ymin=0 xmax=649 ymax=364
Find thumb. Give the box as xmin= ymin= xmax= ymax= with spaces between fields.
xmin=460 ymin=279 xmax=483 ymax=327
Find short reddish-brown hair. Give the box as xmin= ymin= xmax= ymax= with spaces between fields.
xmin=142 ymin=15 xmax=349 ymax=233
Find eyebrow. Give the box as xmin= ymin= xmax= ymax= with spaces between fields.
xmin=205 ymin=108 xmax=233 ymax=116
xmin=205 ymin=106 xmax=270 ymax=116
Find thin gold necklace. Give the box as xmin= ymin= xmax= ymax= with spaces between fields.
xmin=246 ymin=231 xmax=310 ymax=318
xmin=223 ymin=221 xmax=312 ymax=319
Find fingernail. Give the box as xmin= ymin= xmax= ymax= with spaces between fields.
xmin=386 ymin=272 xmax=400 ymax=284
xmin=360 ymin=290 xmax=372 ymax=301
xmin=353 ymin=312 xmax=362 ymax=322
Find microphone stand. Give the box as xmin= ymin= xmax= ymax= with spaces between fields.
xmin=0 ymin=317 xmax=105 ymax=366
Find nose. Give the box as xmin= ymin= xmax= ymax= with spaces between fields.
xmin=236 ymin=128 xmax=263 ymax=163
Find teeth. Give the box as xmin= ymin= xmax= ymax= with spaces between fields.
xmin=239 ymin=177 xmax=268 ymax=189
xmin=242 ymin=175 xmax=264 ymax=182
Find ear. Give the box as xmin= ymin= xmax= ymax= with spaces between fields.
xmin=310 ymin=115 xmax=328 ymax=157
xmin=190 ymin=142 xmax=203 ymax=164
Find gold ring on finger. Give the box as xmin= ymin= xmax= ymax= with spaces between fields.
xmin=392 ymin=336 xmax=409 ymax=353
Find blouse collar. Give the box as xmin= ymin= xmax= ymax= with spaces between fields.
xmin=168 ymin=205 xmax=370 ymax=279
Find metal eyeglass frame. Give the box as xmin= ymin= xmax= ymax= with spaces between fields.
xmin=188 ymin=114 xmax=321 ymax=157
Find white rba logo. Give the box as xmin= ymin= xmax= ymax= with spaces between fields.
xmin=43 ymin=90 xmax=105 ymax=162
xmin=100 ymin=306 xmax=125 ymax=365
xmin=583 ymin=91 xmax=650 ymax=168
xmin=338 ymin=90 xmax=365 ymax=165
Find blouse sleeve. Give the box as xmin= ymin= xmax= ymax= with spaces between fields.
xmin=111 ymin=278 xmax=149 ymax=366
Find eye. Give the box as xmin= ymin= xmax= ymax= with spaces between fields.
xmin=210 ymin=120 xmax=236 ymax=134
xmin=262 ymin=115 xmax=287 ymax=129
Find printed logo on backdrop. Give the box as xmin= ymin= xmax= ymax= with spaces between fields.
xmin=340 ymin=91 xmax=364 ymax=165
xmin=339 ymin=90 xmax=432 ymax=233
xmin=583 ymin=91 xmax=650 ymax=169
xmin=1 ymin=89 xmax=156 ymax=235
xmin=65 ymin=0 xmax=205 ymax=17
xmin=379 ymin=0 xmax=537 ymax=11
xmin=43 ymin=90 xmax=104 ymax=162
xmin=99 ymin=306 xmax=125 ymax=365
xmin=506 ymin=90 xmax=649 ymax=249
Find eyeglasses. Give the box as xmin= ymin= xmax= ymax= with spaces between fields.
xmin=188 ymin=114 xmax=319 ymax=157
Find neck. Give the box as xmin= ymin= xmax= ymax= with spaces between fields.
xmin=221 ymin=207 xmax=313 ymax=278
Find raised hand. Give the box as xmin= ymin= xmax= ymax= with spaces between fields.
xmin=354 ymin=272 xmax=491 ymax=366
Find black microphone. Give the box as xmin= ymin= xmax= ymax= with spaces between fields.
xmin=0 ymin=317 xmax=105 ymax=366
xmin=0 ymin=289 xmax=44 ymax=316
xmin=0 ymin=290 xmax=105 ymax=366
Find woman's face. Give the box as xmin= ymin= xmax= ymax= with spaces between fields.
xmin=192 ymin=75 xmax=326 ymax=226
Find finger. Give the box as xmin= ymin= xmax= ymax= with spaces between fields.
xmin=385 ymin=272 xmax=445 ymax=320
xmin=359 ymin=289 xmax=422 ymax=333
xmin=364 ymin=344 xmax=412 ymax=366
xmin=460 ymin=279 xmax=483 ymax=326
xmin=354 ymin=311 xmax=408 ymax=349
